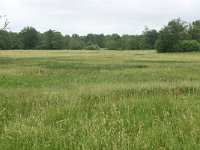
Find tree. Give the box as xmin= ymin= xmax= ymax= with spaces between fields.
xmin=130 ymin=35 xmax=145 ymax=50
xmin=64 ymin=35 xmax=71 ymax=49
xmin=0 ymin=15 xmax=10 ymax=52
xmin=39 ymin=30 xmax=65 ymax=49
xmin=96 ymin=34 xmax=106 ymax=48
xmin=0 ymin=30 xmax=11 ymax=49
xmin=19 ymin=27 xmax=39 ymax=49
xmin=106 ymin=34 xmax=122 ymax=50
xmin=69 ymin=34 xmax=84 ymax=50
xmin=84 ymin=34 xmax=96 ymax=46
xmin=84 ymin=34 xmax=106 ymax=48
xmin=156 ymin=18 xmax=189 ymax=52
xmin=9 ymin=32 xmax=23 ymax=49
xmin=188 ymin=20 xmax=200 ymax=43
xmin=121 ymin=35 xmax=131 ymax=50
xmin=143 ymin=27 xmax=159 ymax=49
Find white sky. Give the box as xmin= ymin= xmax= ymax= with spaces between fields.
xmin=0 ymin=0 xmax=200 ymax=35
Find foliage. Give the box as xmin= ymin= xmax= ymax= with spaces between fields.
xmin=85 ymin=44 xmax=100 ymax=50
xmin=121 ymin=35 xmax=134 ymax=50
xmin=143 ymin=27 xmax=159 ymax=49
xmin=9 ymin=32 xmax=23 ymax=49
xmin=106 ymin=34 xmax=122 ymax=50
xmin=0 ymin=30 xmax=11 ymax=50
xmin=156 ymin=18 xmax=189 ymax=53
xmin=64 ymin=35 xmax=71 ymax=49
xmin=0 ymin=18 xmax=200 ymax=52
xmin=19 ymin=27 xmax=39 ymax=49
xmin=188 ymin=20 xmax=200 ymax=43
xmin=84 ymin=34 xmax=106 ymax=48
xmin=69 ymin=34 xmax=85 ymax=50
xmin=174 ymin=40 xmax=200 ymax=52
xmin=39 ymin=30 xmax=65 ymax=49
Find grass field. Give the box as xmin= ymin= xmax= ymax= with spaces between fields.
xmin=0 ymin=50 xmax=200 ymax=149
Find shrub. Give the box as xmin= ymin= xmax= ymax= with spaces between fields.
xmin=85 ymin=44 xmax=100 ymax=50
xmin=174 ymin=40 xmax=200 ymax=52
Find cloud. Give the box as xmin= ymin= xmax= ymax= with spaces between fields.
xmin=0 ymin=0 xmax=200 ymax=35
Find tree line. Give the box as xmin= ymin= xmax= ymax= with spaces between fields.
xmin=0 ymin=28 xmax=158 ymax=50
xmin=0 ymin=18 xmax=200 ymax=52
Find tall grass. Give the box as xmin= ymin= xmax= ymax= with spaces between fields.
xmin=0 ymin=50 xmax=200 ymax=149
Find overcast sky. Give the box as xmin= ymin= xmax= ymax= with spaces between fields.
xmin=0 ymin=0 xmax=200 ymax=35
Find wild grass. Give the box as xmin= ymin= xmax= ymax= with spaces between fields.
xmin=0 ymin=50 xmax=200 ymax=149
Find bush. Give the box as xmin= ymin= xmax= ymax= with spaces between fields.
xmin=85 ymin=44 xmax=100 ymax=50
xmin=174 ymin=40 xmax=200 ymax=52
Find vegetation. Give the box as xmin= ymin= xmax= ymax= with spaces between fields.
xmin=0 ymin=50 xmax=200 ymax=149
xmin=174 ymin=40 xmax=200 ymax=52
xmin=39 ymin=30 xmax=65 ymax=50
xmin=155 ymin=18 xmax=200 ymax=52
xmin=1 ymin=18 xmax=200 ymax=52
xmin=85 ymin=44 xmax=100 ymax=50
xmin=19 ymin=27 xmax=40 ymax=49
xmin=0 ymin=29 xmax=154 ymax=50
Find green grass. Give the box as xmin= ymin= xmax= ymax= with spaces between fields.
xmin=0 ymin=50 xmax=200 ymax=149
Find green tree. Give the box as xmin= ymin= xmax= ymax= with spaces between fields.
xmin=84 ymin=34 xmax=106 ymax=48
xmin=156 ymin=18 xmax=189 ymax=52
xmin=143 ymin=27 xmax=159 ymax=49
xmin=121 ymin=35 xmax=131 ymax=50
xmin=189 ymin=20 xmax=200 ymax=43
xmin=130 ymin=35 xmax=145 ymax=50
xmin=96 ymin=34 xmax=106 ymax=48
xmin=0 ymin=30 xmax=11 ymax=49
xmin=19 ymin=27 xmax=39 ymax=49
xmin=9 ymin=32 xmax=23 ymax=49
xmin=69 ymin=34 xmax=84 ymax=50
xmin=107 ymin=34 xmax=122 ymax=50
xmin=64 ymin=35 xmax=71 ymax=49
xmin=84 ymin=34 xmax=96 ymax=46
xmin=40 ymin=30 xmax=65 ymax=49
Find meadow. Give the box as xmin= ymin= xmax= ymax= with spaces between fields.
xmin=0 ymin=50 xmax=200 ymax=149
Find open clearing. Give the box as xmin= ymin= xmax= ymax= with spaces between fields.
xmin=0 ymin=50 xmax=200 ymax=149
